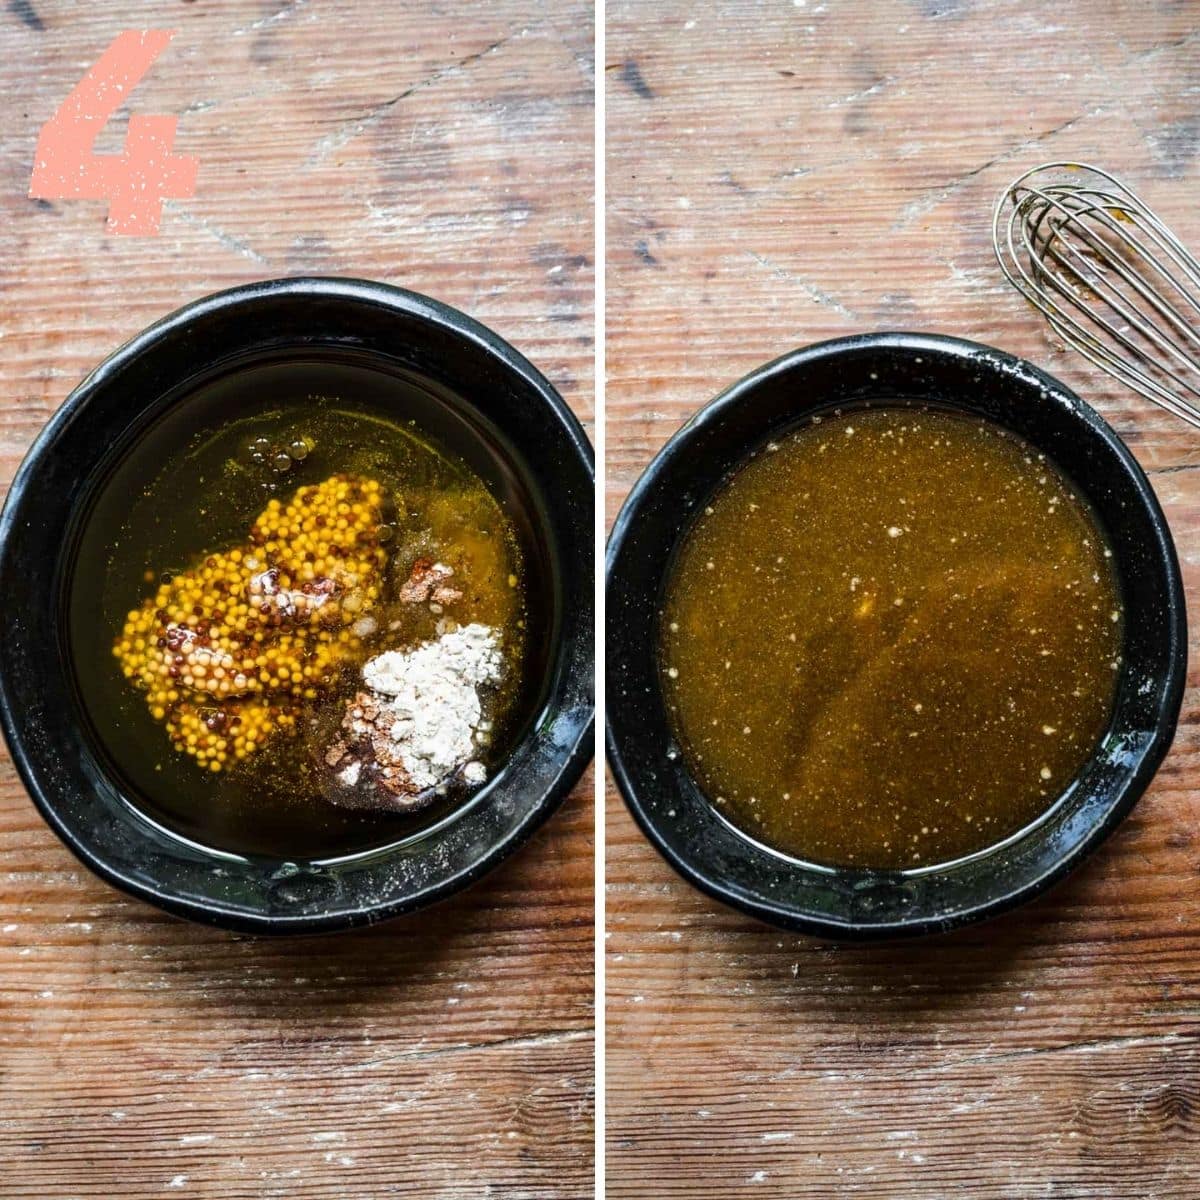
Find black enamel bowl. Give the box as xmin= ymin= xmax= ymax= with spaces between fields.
xmin=606 ymin=332 xmax=1186 ymax=939
xmin=0 ymin=278 xmax=593 ymax=933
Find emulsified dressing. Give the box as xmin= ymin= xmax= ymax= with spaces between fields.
xmin=661 ymin=406 xmax=1123 ymax=870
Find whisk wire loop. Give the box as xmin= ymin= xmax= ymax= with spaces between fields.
xmin=993 ymin=161 xmax=1200 ymax=431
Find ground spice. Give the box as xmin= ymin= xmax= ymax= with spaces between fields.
xmin=323 ymin=623 xmax=502 ymax=811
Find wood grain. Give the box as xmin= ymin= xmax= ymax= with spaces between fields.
xmin=0 ymin=2 xmax=593 ymax=1197
xmin=606 ymin=2 xmax=1200 ymax=1196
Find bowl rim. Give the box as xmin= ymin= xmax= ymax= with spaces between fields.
xmin=605 ymin=330 xmax=1187 ymax=939
xmin=0 ymin=276 xmax=595 ymax=934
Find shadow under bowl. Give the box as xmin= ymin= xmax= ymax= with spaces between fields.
xmin=606 ymin=332 xmax=1186 ymax=939
xmin=0 ymin=277 xmax=594 ymax=934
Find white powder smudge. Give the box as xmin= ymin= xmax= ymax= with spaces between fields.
xmin=351 ymin=615 xmax=378 ymax=639
xmin=361 ymin=624 xmax=501 ymax=791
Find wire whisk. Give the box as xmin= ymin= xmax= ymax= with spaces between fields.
xmin=993 ymin=161 xmax=1200 ymax=431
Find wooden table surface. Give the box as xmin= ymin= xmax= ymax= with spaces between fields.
xmin=0 ymin=3 xmax=594 ymax=1197
xmin=606 ymin=2 xmax=1200 ymax=1196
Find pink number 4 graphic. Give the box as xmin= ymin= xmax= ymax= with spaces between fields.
xmin=29 ymin=30 xmax=198 ymax=235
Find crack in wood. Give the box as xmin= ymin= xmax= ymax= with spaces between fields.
xmin=893 ymin=109 xmax=1107 ymax=230
xmin=1150 ymin=463 xmax=1200 ymax=475
xmin=231 ymin=0 xmax=309 ymax=38
xmin=350 ymin=1027 xmax=592 ymax=1071
xmin=305 ymin=30 xmax=525 ymax=167
xmin=1129 ymin=29 xmax=1200 ymax=62
xmin=745 ymin=250 xmax=856 ymax=319
xmin=163 ymin=203 xmax=270 ymax=266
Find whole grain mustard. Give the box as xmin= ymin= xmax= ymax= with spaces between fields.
xmin=113 ymin=474 xmax=387 ymax=771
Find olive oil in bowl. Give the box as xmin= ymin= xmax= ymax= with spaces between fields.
xmin=69 ymin=357 xmax=550 ymax=860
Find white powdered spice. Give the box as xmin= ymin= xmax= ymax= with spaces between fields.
xmin=361 ymin=624 xmax=502 ymax=791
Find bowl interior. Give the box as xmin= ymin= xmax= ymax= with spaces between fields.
xmin=0 ymin=280 xmax=594 ymax=932
xmin=606 ymin=333 xmax=1186 ymax=938
xmin=67 ymin=352 xmax=559 ymax=861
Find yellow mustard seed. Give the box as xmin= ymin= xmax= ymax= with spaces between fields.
xmin=114 ymin=475 xmax=387 ymax=767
